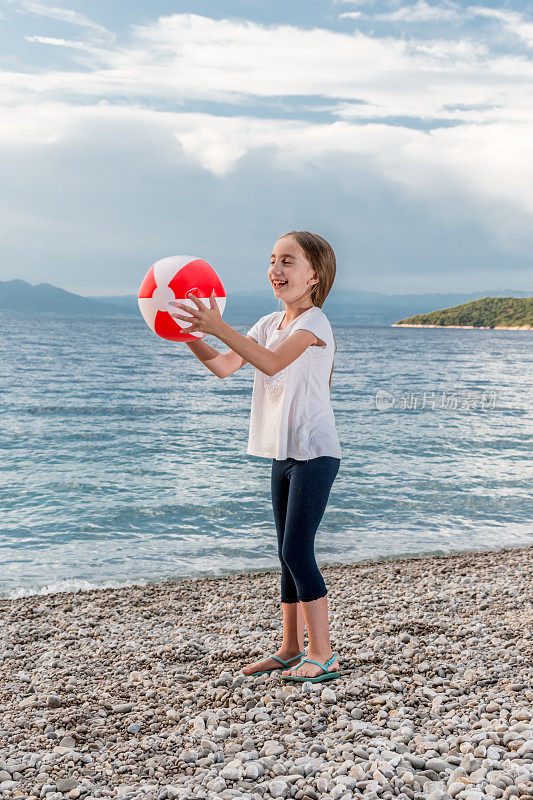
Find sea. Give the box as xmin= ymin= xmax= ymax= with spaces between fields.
xmin=1 ymin=311 xmax=532 ymax=599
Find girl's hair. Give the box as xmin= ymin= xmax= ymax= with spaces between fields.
xmin=278 ymin=230 xmax=337 ymax=392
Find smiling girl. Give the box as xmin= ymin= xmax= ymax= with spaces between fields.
xmin=169 ymin=230 xmax=342 ymax=684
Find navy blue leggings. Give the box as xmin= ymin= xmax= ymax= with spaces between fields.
xmin=271 ymin=456 xmax=341 ymax=603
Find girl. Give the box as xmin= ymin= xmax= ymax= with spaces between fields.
xmin=169 ymin=230 xmax=342 ymax=684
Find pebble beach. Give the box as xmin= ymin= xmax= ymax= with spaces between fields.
xmin=1 ymin=545 xmax=532 ymax=800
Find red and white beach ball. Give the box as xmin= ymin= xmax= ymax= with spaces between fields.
xmin=138 ymin=256 xmax=226 ymax=342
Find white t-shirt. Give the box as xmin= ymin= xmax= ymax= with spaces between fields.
xmin=246 ymin=305 xmax=342 ymax=461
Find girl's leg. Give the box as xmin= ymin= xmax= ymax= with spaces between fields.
xmin=240 ymin=458 xmax=305 ymax=676
xmin=282 ymin=595 xmax=334 ymax=679
xmin=271 ymin=457 xmax=299 ymax=604
xmin=280 ymin=456 xmax=340 ymax=602
xmin=279 ymin=456 xmax=341 ymax=678
xmin=240 ymin=603 xmax=305 ymax=675
xmin=281 ymin=600 xmax=305 ymax=654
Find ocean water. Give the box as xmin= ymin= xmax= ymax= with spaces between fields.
xmin=1 ymin=311 xmax=532 ymax=599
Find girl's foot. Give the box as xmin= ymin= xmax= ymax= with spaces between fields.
xmin=241 ymin=649 xmax=304 ymax=676
xmin=282 ymin=651 xmax=339 ymax=679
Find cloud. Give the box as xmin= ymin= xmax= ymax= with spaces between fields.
xmin=469 ymin=7 xmax=533 ymax=48
xmin=345 ymin=1 xmax=533 ymax=49
xmin=5 ymin=10 xmax=530 ymax=120
xmin=1 ymin=97 xmax=532 ymax=235
xmin=0 ymin=5 xmax=532 ymax=286
xmin=372 ymin=1 xmax=461 ymax=23
xmin=1 ymin=113 xmax=530 ymax=295
xmin=1 ymin=11 xmax=531 ymax=191
xmin=25 ymin=34 xmax=92 ymax=48
xmin=12 ymin=0 xmax=113 ymax=41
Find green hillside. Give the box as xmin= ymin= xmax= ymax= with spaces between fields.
xmin=394 ymin=296 xmax=533 ymax=329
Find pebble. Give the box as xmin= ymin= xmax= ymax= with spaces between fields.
xmin=269 ymin=778 xmax=289 ymax=797
xmin=56 ymin=777 xmax=78 ymax=792
xmin=0 ymin=545 xmax=531 ymax=800
xmin=425 ymin=758 xmax=452 ymax=773
xmin=320 ymin=687 xmax=335 ymax=703
xmin=58 ymin=736 xmax=76 ymax=749
xmin=112 ymin=703 xmax=134 ymax=713
xmin=426 ymin=791 xmax=452 ymax=800
xmin=45 ymin=695 xmax=61 ymax=708
xmin=127 ymin=723 xmax=141 ymax=735
xmin=448 ymin=782 xmax=467 ymax=797
xmin=220 ymin=764 xmax=242 ymax=781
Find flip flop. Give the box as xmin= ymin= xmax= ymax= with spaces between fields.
xmin=280 ymin=652 xmax=340 ymax=683
xmin=241 ymin=650 xmax=306 ymax=677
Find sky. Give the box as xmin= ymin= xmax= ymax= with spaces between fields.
xmin=0 ymin=0 xmax=532 ymax=296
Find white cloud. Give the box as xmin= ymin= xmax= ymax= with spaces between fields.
xmin=25 ymin=34 xmax=91 ymax=48
xmin=6 ymin=11 xmax=531 ymax=119
xmin=0 ymin=7 xmax=532 ymax=244
xmin=469 ymin=6 xmax=533 ymax=48
xmin=1 ymin=98 xmax=531 ymax=233
xmin=346 ymin=1 xmax=533 ymax=48
xmin=13 ymin=0 xmax=113 ymax=41
xmin=373 ymin=1 xmax=461 ymax=23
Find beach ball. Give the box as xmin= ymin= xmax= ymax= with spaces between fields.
xmin=138 ymin=256 xmax=226 ymax=342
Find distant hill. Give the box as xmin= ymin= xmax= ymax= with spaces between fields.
xmin=0 ymin=280 xmax=133 ymax=317
xmin=86 ymin=287 xmax=533 ymax=327
xmin=393 ymin=297 xmax=533 ymax=329
xmin=1 ymin=279 xmax=532 ymax=327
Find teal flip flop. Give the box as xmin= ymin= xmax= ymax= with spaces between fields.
xmin=280 ymin=652 xmax=340 ymax=683
xmin=241 ymin=650 xmax=306 ymax=677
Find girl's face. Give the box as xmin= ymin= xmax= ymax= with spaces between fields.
xmin=268 ymin=236 xmax=318 ymax=302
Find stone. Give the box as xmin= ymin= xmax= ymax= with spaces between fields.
xmin=206 ymin=778 xmax=226 ymax=792
xmin=321 ymin=687 xmax=336 ymax=703
xmin=127 ymin=723 xmax=141 ymax=735
xmin=265 ymin=744 xmax=285 ymax=756
xmin=427 ymin=791 xmax=452 ymax=800
xmin=447 ymin=783 xmax=466 ymax=798
xmin=59 ymin=736 xmax=76 ymax=749
xmin=112 ymin=703 xmax=133 ymax=713
xmin=244 ymin=762 xmax=260 ymax=780
xmin=19 ymin=696 xmax=38 ymax=709
xmin=46 ymin=695 xmax=61 ymax=708
xmin=404 ymin=754 xmax=426 ymax=770
xmin=269 ymin=778 xmax=289 ymax=798
xmin=220 ymin=764 xmax=242 ymax=781
xmin=56 ymin=777 xmax=78 ymax=793
xmin=425 ymin=758 xmax=451 ymax=773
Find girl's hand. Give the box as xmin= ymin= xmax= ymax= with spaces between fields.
xmin=169 ymin=289 xmax=224 ymax=337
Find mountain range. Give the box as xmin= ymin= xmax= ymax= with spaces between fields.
xmin=1 ymin=278 xmax=531 ymax=327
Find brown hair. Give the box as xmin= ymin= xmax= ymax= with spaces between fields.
xmin=278 ymin=230 xmax=337 ymax=392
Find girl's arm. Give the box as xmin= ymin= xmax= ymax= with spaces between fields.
xmin=185 ymin=337 xmax=256 ymax=379
xmin=172 ymin=295 xmax=317 ymax=378
xmin=184 ymin=339 xmax=226 ymax=379
xmin=215 ymin=321 xmax=317 ymax=377
xmin=186 ymin=326 xmax=316 ymax=379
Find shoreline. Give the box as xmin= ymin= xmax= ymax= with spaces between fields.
xmin=3 ymin=540 xmax=532 ymax=600
xmin=392 ymin=323 xmax=532 ymax=330
xmin=1 ymin=545 xmax=532 ymax=800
